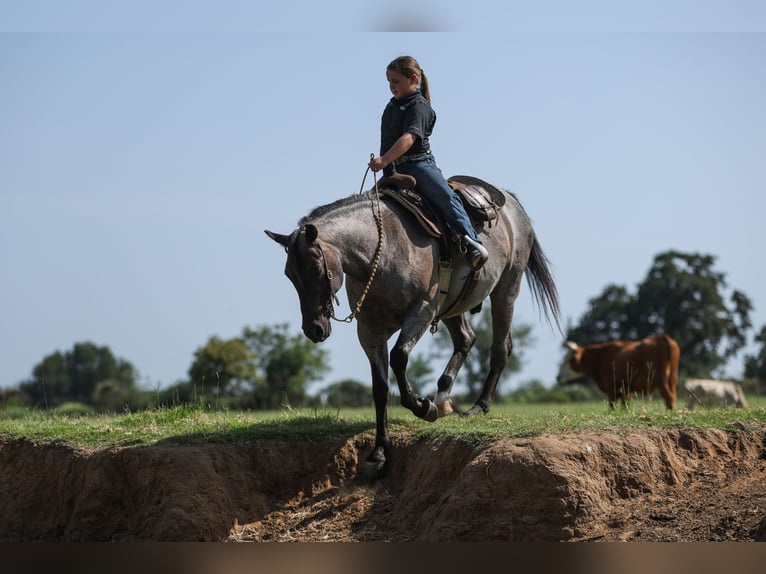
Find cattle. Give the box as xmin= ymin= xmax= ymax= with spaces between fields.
xmin=683 ymin=379 xmax=748 ymax=409
xmin=557 ymin=334 xmax=680 ymax=410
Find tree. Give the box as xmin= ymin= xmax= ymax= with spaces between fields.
xmin=19 ymin=342 xmax=137 ymax=408
xmin=432 ymin=305 xmax=535 ymax=398
xmin=568 ymin=251 xmax=753 ymax=378
xmin=565 ymin=284 xmax=634 ymax=344
xmin=188 ymin=336 xmax=258 ymax=400
xmin=242 ymin=324 xmax=330 ymax=409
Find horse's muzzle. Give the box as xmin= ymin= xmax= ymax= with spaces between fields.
xmin=304 ymin=319 xmax=331 ymax=343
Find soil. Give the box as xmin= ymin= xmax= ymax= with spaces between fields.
xmin=2 ymin=425 xmax=766 ymax=542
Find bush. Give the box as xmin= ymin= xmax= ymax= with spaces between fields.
xmin=0 ymin=405 xmax=31 ymax=420
xmin=55 ymin=402 xmax=96 ymax=417
xmin=314 ymin=379 xmax=372 ymax=408
xmin=92 ymin=380 xmax=132 ymax=413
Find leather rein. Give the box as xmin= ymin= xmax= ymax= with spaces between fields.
xmin=319 ymin=156 xmax=384 ymax=324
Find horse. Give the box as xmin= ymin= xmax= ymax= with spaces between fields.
xmin=266 ymin=176 xmax=561 ymax=479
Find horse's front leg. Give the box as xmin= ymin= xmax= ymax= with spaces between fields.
xmin=389 ymin=312 xmax=438 ymax=423
xmin=359 ymin=327 xmax=392 ymax=480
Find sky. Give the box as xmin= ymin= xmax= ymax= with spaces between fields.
xmin=1 ymin=2 xmax=765 ymax=397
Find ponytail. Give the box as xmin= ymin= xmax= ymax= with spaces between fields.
xmin=420 ymin=71 xmax=431 ymax=103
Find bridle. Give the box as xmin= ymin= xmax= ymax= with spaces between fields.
xmin=315 ymin=155 xmax=385 ymax=324
xmin=315 ymin=240 xmax=343 ymax=320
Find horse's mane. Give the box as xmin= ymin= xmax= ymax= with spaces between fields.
xmin=298 ymin=193 xmax=368 ymax=226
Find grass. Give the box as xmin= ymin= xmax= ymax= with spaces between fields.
xmin=0 ymin=399 xmax=766 ymax=448
xmin=2 ymin=396 xmax=766 ymax=450
xmin=0 ymin=404 xmax=376 ymax=448
xmin=418 ymin=399 xmax=766 ymax=445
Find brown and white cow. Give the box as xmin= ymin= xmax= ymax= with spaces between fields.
xmin=556 ymin=334 xmax=680 ymax=410
xmin=683 ymin=379 xmax=748 ymax=409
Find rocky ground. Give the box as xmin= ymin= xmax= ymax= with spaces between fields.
xmin=2 ymin=425 xmax=766 ymax=542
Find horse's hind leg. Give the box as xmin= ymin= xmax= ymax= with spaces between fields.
xmin=434 ymin=314 xmax=475 ymax=417
xmin=465 ymin=287 xmax=517 ymax=416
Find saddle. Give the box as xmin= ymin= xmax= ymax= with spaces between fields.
xmin=377 ymin=173 xmax=505 ymax=323
xmin=377 ymin=173 xmax=504 ymax=239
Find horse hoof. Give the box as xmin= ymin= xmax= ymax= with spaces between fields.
xmin=364 ymin=460 xmax=386 ymax=480
xmin=436 ymin=398 xmax=454 ymax=418
xmin=421 ymin=399 xmax=438 ymax=422
xmin=461 ymin=405 xmax=486 ymax=417
xmin=364 ymin=447 xmax=386 ymax=480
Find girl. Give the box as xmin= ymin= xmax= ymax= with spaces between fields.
xmin=368 ymin=55 xmax=488 ymax=270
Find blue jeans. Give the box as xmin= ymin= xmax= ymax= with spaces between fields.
xmin=396 ymin=156 xmax=480 ymax=242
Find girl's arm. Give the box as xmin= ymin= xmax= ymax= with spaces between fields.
xmin=369 ymin=133 xmax=417 ymax=172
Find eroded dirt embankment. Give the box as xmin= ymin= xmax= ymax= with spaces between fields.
xmin=2 ymin=426 xmax=766 ymax=542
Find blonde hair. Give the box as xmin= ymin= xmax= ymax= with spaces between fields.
xmin=387 ymin=55 xmax=431 ymax=103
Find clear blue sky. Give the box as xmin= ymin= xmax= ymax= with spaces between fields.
xmin=2 ymin=3 xmax=765 ymax=395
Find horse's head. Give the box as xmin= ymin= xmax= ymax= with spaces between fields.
xmin=265 ymin=224 xmax=343 ymax=343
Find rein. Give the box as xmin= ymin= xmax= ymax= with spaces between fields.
xmin=325 ymin=155 xmax=385 ymax=323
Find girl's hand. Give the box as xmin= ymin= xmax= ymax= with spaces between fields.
xmin=369 ymin=156 xmax=386 ymax=172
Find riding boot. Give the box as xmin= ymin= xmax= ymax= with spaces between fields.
xmin=463 ymin=235 xmax=488 ymax=270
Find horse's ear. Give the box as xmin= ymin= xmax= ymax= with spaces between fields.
xmin=265 ymin=230 xmax=290 ymax=249
xmin=304 ymin=224 xmax=318 ymax=244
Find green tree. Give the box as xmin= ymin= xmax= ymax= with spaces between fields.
xmin=565 ymin=284 xmax=634 ymax=344
xmin=19 ymin=342 xmax=137 ymax=408
xmin=568 ymin=251 xmax=753 ymax=378
xmin=243 ymin=324 xmax=330 ymax=409
xmin=432 ymin=305 xmax=535 ymax=398
xmin=188 ymin=336 xmax=258 ymax=400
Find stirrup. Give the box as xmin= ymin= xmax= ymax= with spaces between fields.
xmin=463 ymin=235 xmax=488 ymax=269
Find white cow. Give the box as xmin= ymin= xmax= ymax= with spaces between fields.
xmin=683 ymin=379 xmax=748 ymax=409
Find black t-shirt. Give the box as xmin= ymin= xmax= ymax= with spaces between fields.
xmin=379 ymin=90 xmax=434 ymax=157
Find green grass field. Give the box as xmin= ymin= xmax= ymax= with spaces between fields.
xmin=2 ymin=396 xmax=766 ymax=449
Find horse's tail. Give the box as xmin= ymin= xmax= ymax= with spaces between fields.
xmin=525 ymin=238 xmax=562 ymax=333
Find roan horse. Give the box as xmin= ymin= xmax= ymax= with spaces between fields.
xmin=266 ymin=176 xmax=560 ymax=479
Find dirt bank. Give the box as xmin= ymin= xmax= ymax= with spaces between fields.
xmin=2 ymin=426 xmax=766 ymax=541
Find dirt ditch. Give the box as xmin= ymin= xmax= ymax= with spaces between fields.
xmin=2 ymin=426 xmax=766 ymax=542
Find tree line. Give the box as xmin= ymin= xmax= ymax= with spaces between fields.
xmin=3 ymin=250 xmax=766 ymax=413
xmin=4 ymin=324 xmax=330 ymax=414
